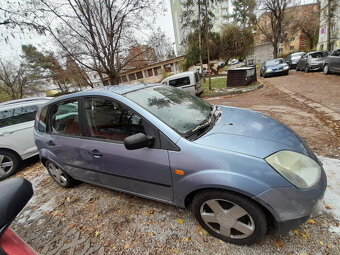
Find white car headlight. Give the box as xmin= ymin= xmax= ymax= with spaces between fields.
xmin=266 ymin=68 xmax=272 ymax=73
xmin=283 ymin=65 xmax=289 ymax=70
xmin=265 ymin=150 xmax=321 ymax=189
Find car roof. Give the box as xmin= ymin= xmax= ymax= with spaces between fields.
xmin=162 ymin=71 xmax=197 ymax=81
xmin=0 ymin=97 xmax=52 ymax=110
xmin=45 ymin=84 xmax=162 ymax=104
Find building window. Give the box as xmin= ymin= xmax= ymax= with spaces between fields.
xmin=320 ymin=44 xmax=324 ymax=50
xmin=121 ymin=76 xmax=128 ymax=83
xmin=278 ymin=48 xmax=283 ymax=53
xmin=290 ymin=46 xmax=294 ymax=52
xmin=136 ymin=71 xmax=143 ymax=79
xmin=128 ymin=73 xmax=136 ymax=81
xmin=290 ymin=37 xmax=295 ymax=42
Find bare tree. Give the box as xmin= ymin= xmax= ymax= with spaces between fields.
xmin=35 ymin=0 xmax=161 ymax=85
xmin=0 ymin=61 xmax=42 ymax=99
xmin=257 ymin=0 xmax=292 ymax=58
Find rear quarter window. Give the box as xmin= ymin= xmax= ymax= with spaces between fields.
xmin=0 ymin=105 xmax=38 ymax=128
xmin=168 ymin=77 xmax=191 ymax=87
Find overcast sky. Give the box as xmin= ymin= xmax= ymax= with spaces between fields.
xmin=0 ymin=0 xmax=175 ymax=61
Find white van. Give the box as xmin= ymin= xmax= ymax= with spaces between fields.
xmin=161 ymin=70 xmax=203 ymax=96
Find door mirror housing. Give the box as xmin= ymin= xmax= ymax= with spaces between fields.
xmin=124 ymin=133 xmax=155 ymax=150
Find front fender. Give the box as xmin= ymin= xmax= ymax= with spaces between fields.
xmin=173 ymin=169 xmax=271 ymax=208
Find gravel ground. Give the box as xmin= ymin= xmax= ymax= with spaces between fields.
xmin=10 ymin=71 xmax=340 ymax=254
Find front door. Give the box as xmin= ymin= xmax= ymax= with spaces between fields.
xmin=82 ymin=96 xmax=173 ymax=202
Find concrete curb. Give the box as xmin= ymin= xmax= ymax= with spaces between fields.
xmin=202 ymin=83 xmax=263 ymax=98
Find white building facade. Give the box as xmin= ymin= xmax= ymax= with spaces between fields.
xmin=170 ymin=0 xmax=233 ymax=55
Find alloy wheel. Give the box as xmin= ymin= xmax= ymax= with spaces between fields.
xmin=48 ymin=162 xmax=67 ymax=185
xmin=323 ymin=65 xmax=329 ymax=75
xmin=200 ymin=199 xmax=255 ymax=239
xmin=0 ymin=155 xmax=14 ymax=178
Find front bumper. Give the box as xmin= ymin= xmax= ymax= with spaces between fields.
xmin=254 ymin=167 xmax=327 ymax=231
xmin=310 ymin=63 xmax=324 ymax=71
xmin=265 ymin=69 xmax=289 ymax=76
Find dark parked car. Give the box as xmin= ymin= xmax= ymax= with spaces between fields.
xmin=285 ymin=52 xmax=305 ymax=69
xmin=323 ymin=48 xmax=340 ymax=75
xmin=34 ymin=84 xmax=326 ymax=245
xmin=260 ymin=58 xmax=289 ymax=77
xmin=296 ymin=51 xmax=328 ymax=72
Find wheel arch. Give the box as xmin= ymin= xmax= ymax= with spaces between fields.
xmin=0 ymin=148 xmax=22 ymax=160
xmin=184 ymin=187 xmax=277 ymax=231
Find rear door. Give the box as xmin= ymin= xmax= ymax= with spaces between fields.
xmin=169 ymin=76 xmax=195 ymax=95
xmin=331 ymin=50 xmax=340 ymax=72
xmin=0 ymin=105 xmax=39 ymax=158
xmin=44 ymin=98 xmax=96 ymax=182
xmin=82 ymin=96 xmax=173 ymax=202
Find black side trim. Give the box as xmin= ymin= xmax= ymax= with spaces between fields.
xmin=65 ymin=163 xmax=172 ymax=188
xmin=275 ymin=216 xmax=309 ymax=233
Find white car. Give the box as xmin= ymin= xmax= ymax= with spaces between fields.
xmin=0 ymin=98 xmax=51 ymax=180
xmin=161 ymin=70 xmax=203 ymax=96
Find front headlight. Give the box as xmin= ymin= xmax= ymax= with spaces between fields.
xmin=265 ymin=150 xmax=321 ymax=189
xmin=266 ymin=68 xmax=272 ymax=73
xmin=283 ymin=65 xmax=289 ymax=70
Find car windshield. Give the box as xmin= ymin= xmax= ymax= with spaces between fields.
xmin=291 ymin=53 xmax=304 ymax=59
xmin=265 ymin=59 xmax=283 ymax=66
xmin=310 ymin=52 xmax=328 ymax=58
xmin=125 ymin=86 xmax=212 ymax=135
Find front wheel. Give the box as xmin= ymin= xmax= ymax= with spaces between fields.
xmin=191 ymin=190 xmax=267 ymax=245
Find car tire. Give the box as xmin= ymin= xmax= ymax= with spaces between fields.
xmin=296 ymin=65 xmax=300 ymax=71
xmin=0 ymin=150 xmax=20 ymax=180
xmin=323 ymin=64 xmax=330 ymax=75
xmin=305 ymin=65 xmax=310 ymax=73
xmin=46 ymin=160 xmax=78 ymax=188
xmin=191 ymin=190 xmax=267 ymax=245
xmin=285 ymin=71 xmax=289 ymax=75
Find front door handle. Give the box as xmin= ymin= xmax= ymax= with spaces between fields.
xmin=89 ymin=149 xmax=103 ymax=158
xmin=47 ymin=140 xmax=55 ymax=146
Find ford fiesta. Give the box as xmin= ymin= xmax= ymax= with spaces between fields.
xmin=34 ymin=84 xmax=326 ymax=245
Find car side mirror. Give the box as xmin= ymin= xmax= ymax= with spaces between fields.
xmin=124 ymin=133 xmax=155 ymax=150
xmin=0 ymin=178 xmax=33 ymax=238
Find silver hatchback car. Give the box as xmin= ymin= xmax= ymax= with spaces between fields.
xmin=34 ymin=85 xmax=326 ymax=245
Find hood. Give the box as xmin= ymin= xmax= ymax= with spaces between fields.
xmin=266 ymin=63 xmax=287 ymax=69
xmin=310 ymin=57 xmax=326 ymax=62
xmin=194 ymin=106 xmax=316 ymax=159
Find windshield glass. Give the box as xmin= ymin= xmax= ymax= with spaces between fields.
xmin=291 ymin=53 xmax=304 ymax=59
xmin=310 ymin=52 xmax=328 ymax=58
xmin=125 ymin=86 xmax=211 ymax=135
xmin=265 ymin=59 xmax=283 ymax=66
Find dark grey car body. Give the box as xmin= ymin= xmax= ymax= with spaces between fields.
xmin=34 ymin=85 xmax=326 ymax=244
xmin=323 ymin=49 xmax=340 ymax=74
xmin=296 ymin=51 xmax=328 ymax=72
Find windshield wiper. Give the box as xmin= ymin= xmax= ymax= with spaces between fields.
xmin=185 ymin=105 xmax=221 ymax=139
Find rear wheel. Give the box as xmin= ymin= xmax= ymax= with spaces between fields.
xmin=305 ymin=64 xmax=310 ymax=72
xmin=0 ymin=150 xmax=20 ymax=180
xmin=323 ymin=64 xmax=330 ymax=75
xmin=191 ymin=190 xmax=267 ymax=245
xmin=296 ymin=65 xmax=300 ymax=71
xmin=46 ymin=160 xmax=78 ymax=188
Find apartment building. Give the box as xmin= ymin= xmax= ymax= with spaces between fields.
xmin=170 ymin=0 xmax=232 ymax=55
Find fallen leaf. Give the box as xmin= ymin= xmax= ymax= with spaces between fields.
xmin=174 ymin=249 xmax=179 ymax=254
xmin=126 ymin=231 xmax=129 ymax=235
xmin=257 ymin=240 xmax=265 ymax=246
xmin=124 ymin=244 xmax=130 ymax=249
xmin=68 ymin=223 xmax=76 ymax=229
xmin=327 ymin=244 xmax=331 ymax=249
xmin=274 ymin=240 xmax=284 ymax=248
xmin=95 ymin=230 xmax=99 ymax=237
xmin=185 ymin=237 xmax=189 ymax=242
xmin=178 ymin=219 xmax=183 ymax=224
xmin=52 ymin=211 xmax=59 ymax=217
xmin=94 ymin=214 xmax=99 ymax=219
xmin=331 ymin=205 xmax=336 ymax=209
xmin=117 ymin=209 xmax=121 ymax=213
xmin=308 ymin=219 xmax=316 ymax=224
xmin=149 ymin=209 xmax=154 ymax=214
xmin=66 ymin=197 xmax=71 ymax=202
xmin=117 ymin=195 xmax=121 ymax=199
xmin=45 ymin=210 xmax=51 ymax=215
xmin=293 ymin=229 xmax=299 ymax=235
xmin=219 ymin=240 xmax=224 ymax=244
xmin=299 ymin=253 xmax=308 ymax=255
xmin=150 ymin=232 xmax=154 ymax=237
xmin=302 ymin=233 xmax=308 ymax=239
xmin=320 ymin=241 xmax=324 ymax=245
xmin=103 ymin=194 xmax=108 ymax=199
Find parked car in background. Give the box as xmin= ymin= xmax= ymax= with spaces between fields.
xmin=35 ymin=84 xmax=326 ymax=245
xmin=260 ymin=58 xmax=289 ymax=78
xmin=323 ymin=48 xmax=340 ymax=75
xmin=296 ymin=51 xmax=328 ymax=72
xmin=161 ymin=70 xmax=203 ymax=96
xmin=0 ymin=97 xmax=51 ymax=180
xmin=285 ymin=52 xmax=305 ymax=69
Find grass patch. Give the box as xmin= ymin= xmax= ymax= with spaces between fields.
xmin=0 ymin=92 xmax=11 ymax=103
xmin=201 ymin=80 xmax=262 ymax=97
xmin=202 ymin=77 xmax=227 ymax=90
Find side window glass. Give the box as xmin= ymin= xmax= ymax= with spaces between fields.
xmin=50 ymin=100 xmax=81 ymax=136
xmin=84 ymin=97 xmax=145 ymax=141
xmin=169 ymin=77 xmax=190 ymax=87
xmin=37 ymin=106 xmax=48 ymax=133
xmin=0 ymin=105 xmax=38 ymax=128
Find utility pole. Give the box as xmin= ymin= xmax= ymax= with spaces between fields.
xmin=204 ymin=0 xmax=211 ymax=90
xmin=198 ymin=1 xmax=205 ymax=82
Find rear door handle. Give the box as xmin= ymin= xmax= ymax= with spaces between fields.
xmin=47 ymin=140 xmax=55 ymax=146
xmin=89 ymin=149 xmax=103 ymax=158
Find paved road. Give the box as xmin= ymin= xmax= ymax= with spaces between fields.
xmin=261 ymin=70 xmax=340 ymax=117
